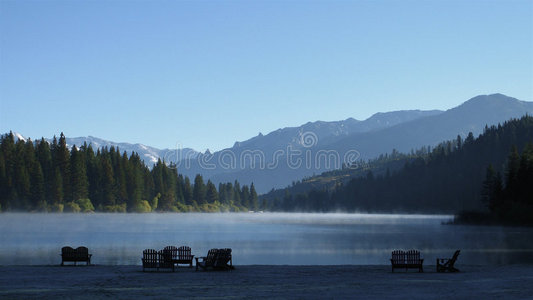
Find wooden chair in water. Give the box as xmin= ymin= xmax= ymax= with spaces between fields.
xmin=436 ymin=250 xmax=460 ymax=272
xmin=142 ymin=249 xmax=158 ymax=272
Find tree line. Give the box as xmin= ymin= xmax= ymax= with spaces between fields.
xmin=263 ymin=115 xmax=533 ymax=218
xmin=0 ymin=133 xmax=260 ymax=212
xmin=471 ymin=143 xmax=533 ymax=225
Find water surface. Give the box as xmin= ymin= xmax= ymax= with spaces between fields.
xmin=1 ymin=213 xmax=532 ymax=265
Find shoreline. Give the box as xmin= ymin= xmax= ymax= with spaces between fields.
xmin=1 ymin=264 xmax=532 ymax=299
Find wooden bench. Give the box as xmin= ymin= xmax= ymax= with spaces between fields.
xmin=390 ymin=250 xmax=423 ymax=272
xmin=61 ymin=246 xmax=92 ymax=266
xmin=437 ymin=250 xmax=460 ymax=272
xmin=176 ymin=246 xmax=194 ymax=268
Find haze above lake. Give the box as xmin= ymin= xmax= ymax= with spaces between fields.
xmin=1 ymin=213 xmax=532 ymax=266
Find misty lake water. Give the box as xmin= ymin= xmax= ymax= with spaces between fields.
xmin=1 ymin=213 xmax=533 ymax=266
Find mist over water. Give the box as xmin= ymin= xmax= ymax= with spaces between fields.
xmin=1 ymin=213 xmax=532 ymax=266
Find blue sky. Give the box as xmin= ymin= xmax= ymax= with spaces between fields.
xmin=1 ymin=0 xmax=532 ymax=151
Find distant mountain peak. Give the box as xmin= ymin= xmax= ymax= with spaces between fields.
xmin=13 ymin=132 xmax=27 ymax=142
xmin=460 ymin=93 xmax=520 ymax=105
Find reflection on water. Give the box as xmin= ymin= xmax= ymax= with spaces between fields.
xmin=0 ymin=213 xmax=532 ymax=265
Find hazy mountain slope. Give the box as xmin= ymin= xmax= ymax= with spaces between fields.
xmin=184 ymin=94 xmax=533 ymax=193
xmin=175 ymin=110 xmax=443 ymax=192
xmin=327 ymin=94 xmax=533 ymax=160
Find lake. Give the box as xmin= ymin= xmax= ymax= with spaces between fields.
xmin=1 ymin=213 xmax=532 ymax=265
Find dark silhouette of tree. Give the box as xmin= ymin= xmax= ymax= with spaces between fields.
xmin=193 ymin=174 xmax=206 ymax=205
xmin=206 ymin=180 xmax=218 ymax=204
xmin=0 ymin=132 xmax=263 ymax=212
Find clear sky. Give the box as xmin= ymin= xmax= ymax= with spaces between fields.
xmin=1 ymin=0 xmax=532 ymax=151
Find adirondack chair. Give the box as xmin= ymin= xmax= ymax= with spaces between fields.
xmin=163 ymin=246 xmax=178 ymax=261
xmin=158 ymin=249 xmax=175 ymax=272
xmin=436 ymin=250 xmax=460 ymax=272
xmin=75 ymin=247 xmax=92 ymax=266
xmin=214 ymin=248 xmax=233 ymax=270
xmin=406 ymin=249 xmax=424 ymax=272
xmin=61 ymin=246 xmax=76 ymax=266
xmin=142 ymin=249 xmax=158 ymax=272
xmin=195 ymin=249 xmax=218 ymax=271
xmin=176 ymin=246 xmax=194 ymax=268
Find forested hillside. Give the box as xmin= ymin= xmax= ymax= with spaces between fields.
xmin=0 ymin=133 xmax=259 ymax=212
xmin=263 ymin=116 xmax=533 ymax=215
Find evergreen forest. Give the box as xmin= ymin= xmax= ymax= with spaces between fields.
xmin=0 ymin=133 xmax=260 ymax=212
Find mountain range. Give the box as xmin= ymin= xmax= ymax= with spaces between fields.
xmin=10 ymin=93 xmax=533 ymax=193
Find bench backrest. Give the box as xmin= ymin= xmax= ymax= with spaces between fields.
xmin=391 ymin=250 xmax=405 ymax=264
xmin=449 ymin=250 xmax=460 ymax=265
xmin=158 ymin=250 xmax=174 ymax=268
xmin=178 ymin=246 xmax=192 ymax=260
xmin=62 ymin=246 xmax=76 ymax=258
xmin=143 ymin=249 xmax=158 ymax=267
xmin=215 ymin=248 xmax=232 ymax=268
xmin=406 ymin=250 xmax=421 ymax=264
xmin=163 ymin=246 xmax=178 ymax=260
xmin=204 ymin=249 xmax=218 ymax=266
xmin=76 ymin=247 xmax=89 ymax=259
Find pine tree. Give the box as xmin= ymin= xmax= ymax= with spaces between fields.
xmin=250 ymin=182 xmax=259 ymax=210
xmin=85 ymin=144 xmax=100 ymax=207
xmin=101 ymin=157 xmax=116 ymax=207
xmin=14 ymin=162 xmax=30 ymax=209
xmin=0 ymin=152 xmax=6 ymax=211
xmin=158 ymin=162 xmax=177 ymax=211
xmin=70 ymin=146 xmax=89 ymax=201
xmin=517 ymin=143 xmax=533 ymax=204
xmin=36 ymin=138 xmax=53 ymax=203
xmin=505 ymin=146 xmax=521 ymax=201
xmin=127 ymin=152 xmax=144 ymax=211
xmin=481 ymin=164 xmax=502 ymax=213
xmin=55 ymin=133 xmax=71 ymax=202
xmin=183 ymin=176 xmax=193 ymax=205
xmin=193 ymin=174 xmax=206 ymax=205
xmin=206 ymin=180 xmax=218 ymax=204
xmin=114 ymin=151 xmax=128 ymax=205
xmin=29 ymin=159 xmax=46 ymax=210
xmin=241 ymin=185 xmax=250 ymax=208
xmin=0 ymin=133 xmax=16 ymax=210
xmin=51 ymin=167 xmax=64 ymax=205
xmin=233 ymin=180 xmax=241 ymax=206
